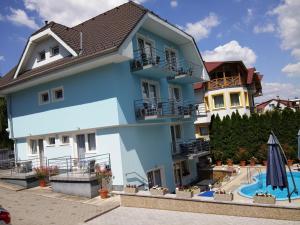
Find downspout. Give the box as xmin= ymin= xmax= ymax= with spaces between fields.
xmin=5 ymin=95 xmax=17 ymax=163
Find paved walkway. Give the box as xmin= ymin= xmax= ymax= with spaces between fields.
xmin=0 ymin=187 xmax=119 ymax=225
xmin=87 ymin=207 xmax=300 ymax=225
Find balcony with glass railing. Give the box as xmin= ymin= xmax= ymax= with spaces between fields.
xmin=130 ymin=47 xmax=202 ymax=83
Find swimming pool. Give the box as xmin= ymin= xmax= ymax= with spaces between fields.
xmin=239 ymin=172 xmax=300 ymax=201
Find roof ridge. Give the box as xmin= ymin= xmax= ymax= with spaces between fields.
xmin=72 ymin=1 xmax=147 ymax=29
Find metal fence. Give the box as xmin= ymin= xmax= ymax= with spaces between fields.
xmin=172 ymin=139 xmax=210 ymax=157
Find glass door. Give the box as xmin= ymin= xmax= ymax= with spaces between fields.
xmin=38 ymin=139 xmax=44 ymax=166
xmin=76 ymin=134 xmax=86 ymax=160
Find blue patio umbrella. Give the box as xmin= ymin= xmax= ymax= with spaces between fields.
xmin=267 ymin=131 xmax=298 ymax=202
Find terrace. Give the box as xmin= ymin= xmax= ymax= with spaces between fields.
xmin=171 ymin=139 xmax=210 ymax=160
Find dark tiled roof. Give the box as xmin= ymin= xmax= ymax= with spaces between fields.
xmin=0 ymin=1 xmax=147 ymax=90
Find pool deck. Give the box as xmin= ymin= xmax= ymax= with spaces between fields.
xmin=215 ymin=165 xmax=300 ymax=207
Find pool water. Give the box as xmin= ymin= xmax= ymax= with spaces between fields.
xmin=239 ymin=172 xmax=300 ymax=200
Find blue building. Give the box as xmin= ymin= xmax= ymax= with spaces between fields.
xmin=0 ymin=2 xmax=209 ymax=191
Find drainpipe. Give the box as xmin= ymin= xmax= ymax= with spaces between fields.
xmin=5 ymin=95 xmax=16 ymax=163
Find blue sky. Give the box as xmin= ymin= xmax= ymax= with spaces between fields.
xmin=0 ymin=0 xmax=299 ymax=102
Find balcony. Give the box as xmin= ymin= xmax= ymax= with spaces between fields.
xmin=130 ymin=47 xmax=202 ymax=83
xmin=171 ymin=139 xmax=210 ymax=160
xmin=207 ymin=76 xmax=242 ymax=91
xmin=134 ymin=98 xmax=199 ymax=121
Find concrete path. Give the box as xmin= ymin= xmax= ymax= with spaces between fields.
xmin=86 ymin=207 xmax=300 ymax=225
xmin=0 ymin=187 xmax=119 ymax=225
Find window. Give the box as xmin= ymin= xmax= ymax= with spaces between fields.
xmin=244 ymin=92 xmax=249 ymax=106
xmin=181 ymin=160 xmax=190 ymax=176
xmin=147 ymin=168 xmax=162 ymax=188
xmin=169 ymin=86 xmax=182 ymax=101
xmin=61 ymin=135 xmax=70 ymax=144
xmin=165 ymin=48 xmax=177 ymax=71
xmin=48 ymin=137 xmax=56 ymax=145
xmin=52 ymin=87 xmax=64 ymax=102
xmin=137 ymin=36 xmax=154 ymax=64
xmin=213 ymin=94 xmax=224 ymax=109
xmin=30 ymin=139 xmax=38 ymax=155
xmin=51 ymin=46 xmax=59 ymax=56
xmin=38 ymin=50 xmax=46 ymax=61
xmin=39 ymin=91 xmax=50 ymax=105
xmin=174 ymin=125 xmax=181 ymax=139
xmin=141 ymin=80 xmax=159 ymax=100
xmin=87 ymin=133 xmax=96 ymax=151
xmin=199 ymin=127 xmax=209 ymax=136
xmin=230 ymin=93 xmax=241 ymax=107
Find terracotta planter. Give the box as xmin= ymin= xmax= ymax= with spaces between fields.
xmin=287 ymin=159 xmax=294 ymax=167
xmin=263 ymin=160 xmax=267 ymax=166
xmin=227 ymin=160 xmax=233 ymax=167
xmin=39 ymin=179 xmax=46 ymax=187
xmin=216 ymin=160 xmax=222 ymax=166
xmin=250 ymin=160 xmax=256 ymax=167
xmin=240 ymin=160 xmax=246 ymax=167
xmin=99 ymin=189 xmax=109 ymax=199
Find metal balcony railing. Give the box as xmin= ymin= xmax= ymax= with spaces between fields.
xmin=134 ymin=98 xmax=202 ymax=120
xmin=171 ymin=139 xmax=210 ymax=158
xmin=130 ymin=47 xmax=199 ymax=79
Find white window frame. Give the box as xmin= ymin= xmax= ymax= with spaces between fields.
xmin=229 ymin=92 xmax=241 ymax=107
xmin=168 ymin=84 xmax=182 ymax=101
xmin=38 ymin=50 xmax=46 ymax=62
xmin=74 ymin=131 xmax=97 ymax=155
xmin=140 ymin=79 xmax=160 ymax=100
xmin=38 ymin=90 xmax=50 ymax=105
xmin=27 ymin=138 xmax=45 ymax=156
xmin=47 ymin=136 xmax=56 ymax=146
xmin=136 ymin=33 xmax=156 ymax=58
xmin=50 ymin=45 xmax=59 ymax=57
xmin=51 ymin=86 xmax=64 ymax=102
xmin=146 ymin=166 xmax=166 ymax=188
xmin=212 ymin=93 xmax=225 ymax=109
xmin=60 ymin=135 xmax=70 ymax=145
xmin=164 ymin=46 xmax=179 ymax=70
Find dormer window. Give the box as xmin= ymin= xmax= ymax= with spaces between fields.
xmin=38 ymin=50 xmax=46 ymax=62
xmin=51 ymin=46 xmax=59 ymax=56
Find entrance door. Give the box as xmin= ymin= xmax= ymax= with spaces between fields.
xmin=76 ymin=134 xmax=86 ymax=160
xmin=38 ymin=139 xmax=44 ymax=166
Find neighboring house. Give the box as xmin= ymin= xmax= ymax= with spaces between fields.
xmin=194 ymin=61 xmax=263 ymax=139
xmin=256 ymin=98 xmax=299 ymax=113
xmin=0 ymin=2 xmax=209 ymax=191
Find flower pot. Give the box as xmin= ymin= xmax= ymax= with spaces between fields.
xmin=216 ymin=160 xmax=222 ymax=166
xmin=39 ymin=179 xmax=46 ymax=187
xmin=240 ymin=160 xmax=246 ymax=167
xmin=287 ymin=159 xmax=294 ymax=167
xmin=227 ymin=160 xmax=233 ymax=167
xmin=176 ymin=190 xmax=193 ymax=198
xmin=214 ymin=193 xmax=234 ymax=202
xmin=263 ymin=160 xmax=267 ymax=166
xmin=250 ymin=160 xmax=256 ymax=167
xmin=253 ymin=195 xmax=276 ymax=204
xmin=99 ymin=189 xmax=109 ymax=199
xmin=124 ymin=187 xmax=138 ymax=194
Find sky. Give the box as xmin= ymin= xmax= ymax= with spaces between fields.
xmin=0 ymin=0 xmax=300 ymax=103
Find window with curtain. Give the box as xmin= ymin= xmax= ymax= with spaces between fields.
xmin=88 ymin=133 xmax=96 ymax=151
xmin=230 ymin=93 xmax=240 ymax=106
xmin=213 ymin=94 xmax=224 ymax=108
xmin=30 ymin=140 xmax=37 ymax=154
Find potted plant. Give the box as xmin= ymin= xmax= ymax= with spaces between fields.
xmin=95 ymin=165 xmax=112 ymax=199
xmin=212 ymin=149 xmax=224 ymax=166
xmin=34 ymin=166 xmax=49 ymax=187
xmin=124 ymin=184 xmax=138 ymax=194
xmin=226 ymin=159 xmax=233 ymax=167
xmin=282 ymin=144 xmax=296 ymax=167
xmin=249 ymin=156 xmax=257 ymax=167
xmin=175 ymin=186 xmax=193 ymax=198
xmin=253 ymin=192 xmax=276 ymax=204
xmin=235 ymin=147 xmax=249 ymax=167
xmin=150 ymin=186 xmax=168 ymax=196
xmin=213 ymin=189 xmax=233 ymax=201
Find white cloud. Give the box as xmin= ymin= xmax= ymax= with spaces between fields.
xmin=0 ymin=56 xmax=4 ymax=61
xmin=24 ymin=0 xmax=146 ymax=27
xmin=170 ymin=1 xmax=178 ymax=8
xmin=182 ymin=13 xmax=220 ymax=41
xmin=257 ymin=82 xmax=300 ymax=102
xmin=6 ymin=8 xmax=39 ymax=29
xmin=202 ymin=40 xmax=257 ymax=67
xmin=0 ymin=14 xmax=4 ymax=21
xmin=282 ymin=62 xmax=300 ymax=77
xmin=271 ymin=0 xmax=300 ymax=78
xmin=253 ymin=23 xmax=275 ymax=34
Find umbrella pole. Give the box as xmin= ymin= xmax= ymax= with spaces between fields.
xmin=271 ymin=131 xmax=298 ymax=202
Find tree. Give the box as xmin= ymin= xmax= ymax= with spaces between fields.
xmin=0 ymin=98 xmax=13 ymax=149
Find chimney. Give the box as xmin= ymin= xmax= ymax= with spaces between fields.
xmin=79 ymin=32 xmax=83 ymax=55
xmin=44 ymin=20 xmax=48 ymax=25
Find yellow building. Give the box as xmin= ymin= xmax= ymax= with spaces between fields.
xmin=194 ymin=61 xmax=263 ymax=139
